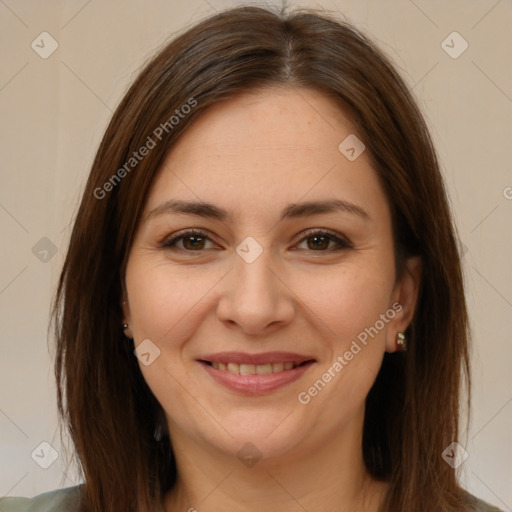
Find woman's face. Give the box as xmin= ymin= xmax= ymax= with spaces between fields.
xmin=123 ymin=87 xmax=419 ymax=464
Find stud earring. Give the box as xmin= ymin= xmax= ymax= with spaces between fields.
xmin=122 ymin=322 xmax=133 ymax=340
xmin=396 ymin=331 xmax=407 ymax=351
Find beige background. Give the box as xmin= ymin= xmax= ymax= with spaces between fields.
xmin=0 ymin=0 xmax=511 ymax=508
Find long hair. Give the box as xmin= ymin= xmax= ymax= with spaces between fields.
xmin=52 ymin=5 xmax=475 ymax=511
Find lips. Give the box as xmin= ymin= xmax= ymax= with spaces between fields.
xmin=198 ymin=351 xmax=316 ymax=395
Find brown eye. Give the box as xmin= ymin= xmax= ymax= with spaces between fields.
xmin=296 ymin=230 xmax=353 ymax=251
xmin=181 ymin=235 xmax=206 ymax=250
xmin=161 ymin=228 xmax=352 ymax=254
xmin=162 ymin=229 xmax=214 ymax=251
xmin=306 ymin=235 xmax=331 ymax=250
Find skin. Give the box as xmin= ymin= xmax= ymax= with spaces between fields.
xmin=122 ymin=86 xmax=421 ymax=512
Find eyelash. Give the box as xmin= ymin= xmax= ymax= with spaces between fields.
xmin=161 ymin=228 xmax=353 ymax=253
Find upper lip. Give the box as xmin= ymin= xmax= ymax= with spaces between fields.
xmin=198 ymin=351 xmax=316 ymax=365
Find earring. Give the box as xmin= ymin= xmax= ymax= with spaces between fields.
xmin=122 ymin=322 xmax=133 ymax=340
xmin=396 ymin=331 xmax=407 ymax=351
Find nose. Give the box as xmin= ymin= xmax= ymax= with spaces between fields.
xmin=216 ymin=248 xmax=295 ymax=336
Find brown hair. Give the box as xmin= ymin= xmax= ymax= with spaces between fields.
xmin=53 ymin=4 xmax=476 ymax=512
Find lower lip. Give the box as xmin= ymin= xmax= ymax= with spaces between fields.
xmin=200 ymin=361 xmax=315 ymax=395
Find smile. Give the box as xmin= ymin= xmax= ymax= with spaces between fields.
xmin=208 ymin=361 xmax=304 ymax=374
xmin=198 ymin=352 xmax=316 ymax=395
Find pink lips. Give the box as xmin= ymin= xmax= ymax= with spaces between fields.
xmin=198 ymin=351 xmax=316 ymax=395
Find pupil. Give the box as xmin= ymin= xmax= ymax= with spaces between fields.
xmin=185 ymin=236 xmax=204 ymax=249
xmin=309 ymin=236 xmax=328 ymax=250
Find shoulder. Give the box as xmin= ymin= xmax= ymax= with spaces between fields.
xmin=471 ymin=495 xmax=504 ymax=512
xmin=0 ymin=485 xmax=83 ymax=512
xmin=0 ymin=487 xmax=503 ymax=512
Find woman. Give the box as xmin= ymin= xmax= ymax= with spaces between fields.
xmin=0 ymin=5 xmax=504 ymax=512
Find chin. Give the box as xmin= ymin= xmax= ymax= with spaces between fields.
xmin=187 ymin=413 xmax=310 ymax=465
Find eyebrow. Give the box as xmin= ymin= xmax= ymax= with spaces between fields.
xmin=145 ymin=198 xmax=370 ymax=222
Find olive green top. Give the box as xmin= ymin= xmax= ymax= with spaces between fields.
xmin=0 ymin=485 xmax=505 ymax=511
xmin=0 ymin=486 xmax=82 ymax=512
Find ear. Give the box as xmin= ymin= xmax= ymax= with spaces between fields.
xmin=385 ymin=256 xmax=422 ymax=353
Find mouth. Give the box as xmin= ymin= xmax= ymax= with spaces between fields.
xmin=201 ymin=360 xmax=311 ymax=375
xmin=197 ymin=352 xmax=316 ymax=395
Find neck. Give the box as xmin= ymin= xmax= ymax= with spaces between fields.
xmin=163 ymin=407 xmax=389 ymax=512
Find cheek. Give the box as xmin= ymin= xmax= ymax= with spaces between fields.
xmin=125 ymin=257 xmax=223 ymax=345
xmin=284 ymin=263 xmax=395 ymax=438
xmin=295 ymin=260 xmax=395 ymax=344
xmin=124 ymin=259 xmax=217 ymax=428
xmin=124 ymin=249 xmax=396 ymax=445
xmin=126 ymin=248 xmax=396 ymax=348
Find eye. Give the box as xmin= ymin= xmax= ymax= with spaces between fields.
xmin=294 ymin=229 xmax=353 ymax=252
xmin=161 ymin=229 xmax=216 ymax=251
xmin=161 ymin=228 xmax=353 ymax=253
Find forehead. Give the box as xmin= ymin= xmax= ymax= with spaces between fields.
xmin=144 ymin=87 xmax=388 ymax=223
xmin=165 ymin=86 xmax=359 ymax=161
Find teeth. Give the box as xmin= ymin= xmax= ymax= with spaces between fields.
xmin=227 ymin=363 xmax=239 ymax=373
xmin=272 ymin=362 xmax=284 ymax=372
xmin=240 ymin=364 xmax=255 ymax=375
xmin=256 ymin=364 xmax=272 ymax=375
xmin=210 ymin=361 xmax=299 ymax=374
